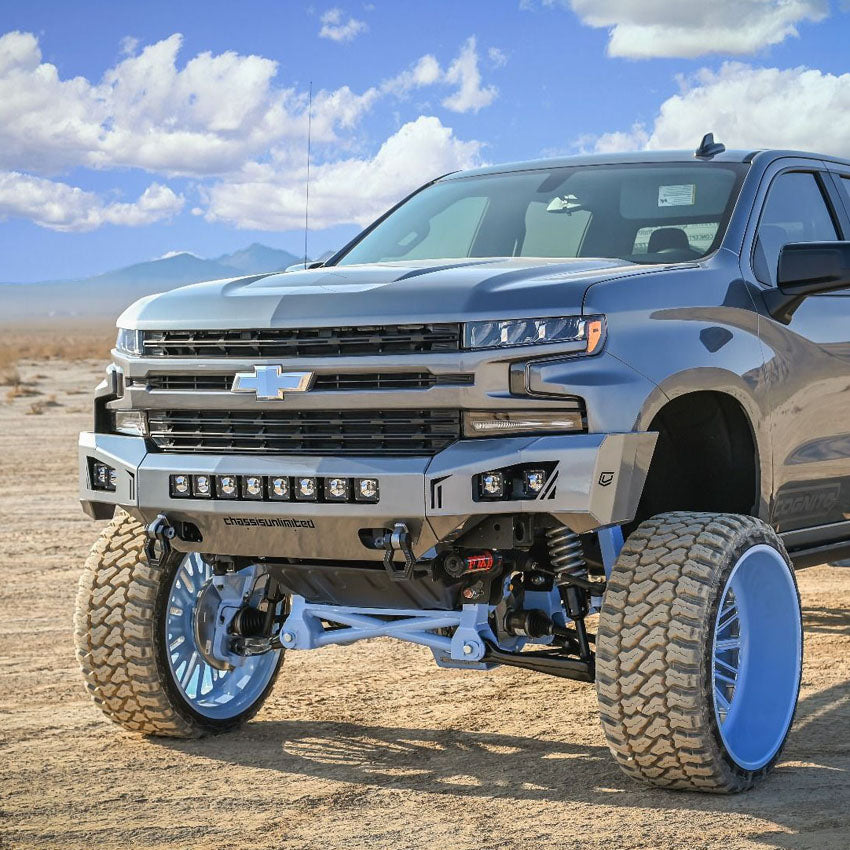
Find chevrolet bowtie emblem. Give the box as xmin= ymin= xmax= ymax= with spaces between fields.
xmin=231 ymin=366 xmax=315 ymax=400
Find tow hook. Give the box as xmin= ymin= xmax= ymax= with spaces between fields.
xmin=145 ymin=513 xmax=177 ymax=568
xmin=380 ymin=521 xmax=416 ymax=581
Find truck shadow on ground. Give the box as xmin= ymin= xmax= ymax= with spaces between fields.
xmin=159 ymin=608 xmax=850 ymax=847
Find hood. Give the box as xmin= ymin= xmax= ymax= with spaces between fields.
xmin=120 ymin=257 xmax=674 ymax=329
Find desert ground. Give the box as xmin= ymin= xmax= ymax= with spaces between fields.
xmin=1 ymin=329 xmax=849 ymax=850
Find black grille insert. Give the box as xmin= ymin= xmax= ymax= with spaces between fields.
xmin=148 ymin=409 xmax=462 ymax=456
xmin=144 ymin=372 xmax=473 ymax=392
xmin=142 ymin=324 xmax=462 ymax=358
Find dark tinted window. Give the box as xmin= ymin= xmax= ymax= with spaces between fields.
xmin=754 ymin=172 xmax=838 ymax=285
xmin=841 ymin=175 xmax=850 ymax=208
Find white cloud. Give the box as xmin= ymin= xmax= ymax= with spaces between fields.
xmin=529 ymin=0 xmax=828 ymax=58
xmin=442 ymin=37 xmax=498 ymax=113
xmin=205 ymin=116 xmax=483 ymax=231
xmin=318 ymin=8 xmax=368 ymax=42
xmin=0 ymin=30 xmax=495 ymax=232
xmin=488 ymin=47 xmax=508 ymax=68
xmin=0 ymin=30 xmax=374 ymax=177
xmin=592 ymin=63 xmax=850 ymax=157
xmin=383 ymin=37 xmax=498 ymax=114
xmin=0 ymin=172 xmax=183 ymax=231
xmin=383 ymin=54 xmax=443 ymax=97
xmin=0 ymin=30 xmax=495 ymax=179
xmin=119 ymin=35 xmax=139 ymax=56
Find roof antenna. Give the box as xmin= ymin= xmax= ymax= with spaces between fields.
xmin=695 ymin=132 xmax=726 ymax=159
xmin=303 ymin=81 xmax=313 ymax=269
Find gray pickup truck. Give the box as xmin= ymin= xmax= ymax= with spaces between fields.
xmin=75 ymin=135 xmax=850 ymax=793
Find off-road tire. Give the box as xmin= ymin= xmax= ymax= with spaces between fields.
xmin=74 ymin=509 xmax=282 ymax=737
xmin=596 ymin=511 xmax=802 ymax=793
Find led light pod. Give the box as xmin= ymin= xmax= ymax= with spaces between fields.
xmin=326 ymin=477 xmax=349 ymax=501
xmin=217 ymin=475 xmax=239 ymax=499
xmin=193 ymin=474 xmax=213 ymax=498
xmin=524 ymin=469 xmax=547 ymax=494
xmin=269 ymin=476 xmax=290 ymax=500
xmin=296 ymin=477 xmax=318 ymax=501
xmin=479 ymin=471 xmax=505 ymax=499
xmin=242 ymin=475 xmax=264 ymax=500
xmin=170 ymin=474 xmax=191 ymax=498
xmin=355 ymin=478 xmax=379 ymax=502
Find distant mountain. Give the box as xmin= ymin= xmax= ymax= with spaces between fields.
xmin=0 ymin=244 xmax=305 ymax=320
xmin=215 ymin=243 xmax=301 ymax=274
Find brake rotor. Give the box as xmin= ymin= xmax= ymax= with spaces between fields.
xmin=192 ymin=579 xmax=233 ymax=671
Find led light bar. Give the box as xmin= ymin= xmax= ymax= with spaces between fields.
xmin=167 ymin=474 xmax=380 ymax=504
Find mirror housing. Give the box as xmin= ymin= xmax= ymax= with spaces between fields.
xmin=764 ymin=241 xmax=850 ymax=323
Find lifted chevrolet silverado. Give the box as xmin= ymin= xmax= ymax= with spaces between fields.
xmin=75 ymin=135 xmax=850 ymax=793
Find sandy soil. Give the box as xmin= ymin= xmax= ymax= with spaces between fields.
xmin=1 ymin=358 xmax=849 ymax=850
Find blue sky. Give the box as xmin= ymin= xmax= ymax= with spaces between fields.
xmin=1 ymin=0 xmax=849 ymax=282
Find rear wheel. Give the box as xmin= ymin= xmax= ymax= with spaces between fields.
xmin=596 ymin=512 xmax=802 ymax=792
xmin=74 ymin=510 xmax=283 ymax=737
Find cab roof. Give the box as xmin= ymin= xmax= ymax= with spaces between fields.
xmin=441 ymin=148 xmax=850 ymax=181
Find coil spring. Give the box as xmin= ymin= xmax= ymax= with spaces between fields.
xmin=232 ymin=606 xmax=267 ymax=637
xmin=545 ymin=525 xmax=587 ymax=585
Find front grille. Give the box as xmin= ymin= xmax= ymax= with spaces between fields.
xmin=145 ymin=372 xmax=474 ymax=392
xmin=142 ymin=324 xmax=462 ymax=358
xmin=147 ymin=409 xmax=462 ymax=456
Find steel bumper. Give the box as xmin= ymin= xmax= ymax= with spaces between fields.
xmin=79 ymin=430 xmax=657 ymax=560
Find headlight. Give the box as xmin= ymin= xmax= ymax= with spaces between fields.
xmin=464 ymin=409 xmax=584 ymax=437
xmin=112 ymin=410 xmax=148 ymax=436
xmin=463 ymin=315 xmax=604 ymax=352
xmin=116 ymin=328 xmax=144 ymax=356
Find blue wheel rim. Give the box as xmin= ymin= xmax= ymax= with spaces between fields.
xmin=712 ymin=544 xmax=802 ymax=770
xmin=164 ymin=554 xmax=281 ymax=720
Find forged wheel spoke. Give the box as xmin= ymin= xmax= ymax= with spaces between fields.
xmin=715 ymin=656 xmax=739 ymax=676
xmin=714 ymin=686 xmax=732 ymax=713
xmin=181 ymin=651 xmax=200 ymax=689
xmin=715 ymin=638 xmax=741 ymax=652
xmin=718 ymin=608 xmax=740 ymax=632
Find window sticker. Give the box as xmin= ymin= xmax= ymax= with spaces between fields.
xmin=658 ymin=184 xmax=696 ymax=207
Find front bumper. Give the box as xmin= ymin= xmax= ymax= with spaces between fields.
xmin=79 ymin=431 xmax=656 ymax=560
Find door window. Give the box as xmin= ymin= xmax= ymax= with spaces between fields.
xmin=754 ymin=172 xmax=838 ymax=285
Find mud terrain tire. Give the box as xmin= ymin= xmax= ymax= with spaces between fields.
xmin=596 ymin=511 xmax=802 ymax=793
xmin=74 ymin=509 xmax=282 ymax=737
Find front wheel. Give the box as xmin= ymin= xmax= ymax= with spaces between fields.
xmin=596 ymin=512 xmax=802 ymax=793
xmin=74 ymin=510 xmax=283 ymax=737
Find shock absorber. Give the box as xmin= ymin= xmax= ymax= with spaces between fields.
xmin=546 ymin=524 xmax=593 ymax=663
xmin=546 ymin=525 xmax=587 ymax=584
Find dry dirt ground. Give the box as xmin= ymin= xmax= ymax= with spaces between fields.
xmin=1 ymin=358 xmax=849 ymax=850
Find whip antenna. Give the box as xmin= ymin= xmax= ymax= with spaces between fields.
xmin=303 ymin=81 xmax=313 ymax=269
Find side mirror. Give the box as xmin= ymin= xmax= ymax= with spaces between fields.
xmin=764 ymin=241 xmax=850 ymax=323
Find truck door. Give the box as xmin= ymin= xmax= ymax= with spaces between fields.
xmin=751 ymin=167 xmax=850 ymax=534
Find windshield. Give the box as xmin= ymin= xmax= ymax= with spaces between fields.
xmin=335 ymin=162 xmax=747 ymax=266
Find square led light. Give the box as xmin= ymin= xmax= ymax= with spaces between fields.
xmin=170 ymin=474 xmax=192 ymax=498
xmin=479 ymin=471 xmax=505 ymax=499
xmin=242 ymin=475 xmax=264 ymax=500
xmin=524 ymin=469 xmax=546 ymax=495
xmin=268 ymin=476 xmax=290 ymax=500
xmin=355 ymin=478 xmax=379 ymax=503
xmin=325 ymin=477 xmax=349 ymax=501
xmin=92 ymin=460 xmax=117 ymax=492
xmin=295 ymin=476 xmax=318 ymax=501
xmin=192 ymin=474 xmax=213 ymax=498
xmin=217 ymin=475 xmax=239 ymax=499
